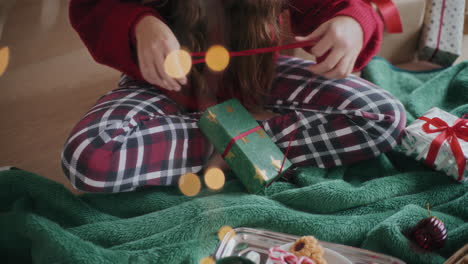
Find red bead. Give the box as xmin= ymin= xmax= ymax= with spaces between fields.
xmin=411 ymin=216 xmax=447 ymax=251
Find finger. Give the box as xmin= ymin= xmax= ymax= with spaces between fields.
xmin=154 ymin=52 xmax=181 ymax=91
xmin=142 ymin=49 xmax=172 ymax=89
xmin=139 ymin=53 xmax=162 ymax=86
xmin=347 ymin=54 xmax=359 ymax=75
xmin=295 ymin=21 xmax=330 ymax=42
xmin=173 ymin=57 xmax=188 ymax=86
xmin=137 ymin=42 xmax=156 ymax=84
xmin=322 ymin=55 xmax=351 ymax=79
xmin=164 ymin=42 xmax=188 ymax=86
xmin=137 ymin=41 xmax=159 ymax=85
xmin=308 ymin=47 xmax=344 ymax=75
xmin=346 ymin=55 xmax=357 ymax=76
xmin=146 ymin=44 xmax=177 ymax=91
xmin=175 ymin=77 xmax=188 ymax=86
xmin=308 ymin=31 xmax=334 ymax=58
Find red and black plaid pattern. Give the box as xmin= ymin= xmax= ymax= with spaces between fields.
xmin=62 ymin=56 xmax=406 ymax=192
xmin=263 ymin=57 xmax=406 ymax=168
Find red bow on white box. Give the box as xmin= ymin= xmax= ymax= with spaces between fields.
xmin=418 ymin=114 xmax=468 ymax=181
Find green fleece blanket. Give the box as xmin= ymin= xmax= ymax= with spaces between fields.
xmin=1 ymin=58 xmax=467 ymax=264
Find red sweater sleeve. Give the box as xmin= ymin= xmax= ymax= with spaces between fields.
xmin=289 ymin=0 xmax=383 ymax=71
xmin=69 ymin=0 xmax=162 ymax=80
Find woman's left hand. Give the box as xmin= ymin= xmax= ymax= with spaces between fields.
xmin=295 ymin=16 xmax=363 ymax=79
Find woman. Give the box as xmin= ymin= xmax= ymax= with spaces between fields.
xmin=63 ymin=0 xmax=405 ymax=192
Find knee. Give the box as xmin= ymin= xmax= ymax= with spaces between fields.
xmin=61 ymin=122 xmax=139 ymax=193
xmin=61 ymin=136 xmax=115 ymax=192
xmin=373 ymin=96 xmax=407 ymax=152
xmin=390 ymin=100 xmax=406 ymax=142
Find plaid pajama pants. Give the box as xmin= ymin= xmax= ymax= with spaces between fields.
xmin=62 ymin=57 xmax=406 ymax=192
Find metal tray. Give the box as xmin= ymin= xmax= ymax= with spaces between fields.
xmin=214 ymin=227 xmax=406 ymax=264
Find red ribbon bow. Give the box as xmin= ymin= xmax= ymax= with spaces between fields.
xmin=418 ymin=114 xmax=468 ymax=181
xmin=366 ymin=0 xmax=403 ymax=33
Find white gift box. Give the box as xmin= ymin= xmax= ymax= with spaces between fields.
xmin=417 ymin=0 xmax=465 ymax=67
xmin=400 ymin=107 xmax=468 ymax=183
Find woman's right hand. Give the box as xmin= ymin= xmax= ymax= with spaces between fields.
xmin=135 ymin=15 xmax=187 ymax=91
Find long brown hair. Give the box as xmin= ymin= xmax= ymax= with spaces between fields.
xmin=144 ymin=0 xmax=285 ymax=110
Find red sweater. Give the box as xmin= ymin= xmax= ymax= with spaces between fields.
xmin=69 ymin=0 xmax=383 ymax=111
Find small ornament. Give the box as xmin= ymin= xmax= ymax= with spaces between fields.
xmin=410 ymin=203 xmax=447 ymax=251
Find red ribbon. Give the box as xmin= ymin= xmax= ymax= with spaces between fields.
xmin=366 ymin=0 xmax=403 ymax=33
xmin=191 ymin=40 xmax=316 ymax=64
xmin=428 ymin=0 xmax=447 ymax=63
xmin=418 ymin=115 xmax=468 ymax=181
xmin=221 ymin=126 xmax=262 ymax=158
xmin=277 ymin=117 xmax=300 ymax=177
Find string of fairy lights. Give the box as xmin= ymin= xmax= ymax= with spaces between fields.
xmin=163 ymin=45 xmax=231 ymax=78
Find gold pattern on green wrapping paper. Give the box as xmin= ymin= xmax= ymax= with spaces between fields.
xmin=241 ymin=137 xmax=250 ymax=143
xmin=226 ymin=105 xmax=234 ymax=113
xmin=270 ymin=156 xmax=282 ymax=171
xmin=256 ymin=129 xmax=268 ymax=138
xmin=254 ymin=166 xmax=269 ymax=183
xmin=207 ymin=110 xmax=218 ymax=123
xmin=225 ymin=151 xmax=235 ymax=160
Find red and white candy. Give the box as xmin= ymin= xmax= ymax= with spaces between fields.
xmin=268 ymin=246 xmax=316 ymax=264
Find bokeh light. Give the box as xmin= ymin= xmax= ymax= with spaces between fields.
xmin=204 ymin=168 xmax=225 ymax=191
xmin=199 ymin=256 xmax=215 ymax=264
xmin=178 ymin=173 xmax=201 ymax=197
xmin=164 ymin=49 xmax=192 ymax=78
xmin=205 ymin=45 xmax=230 ymax=72
xmin=218 ymin=225 xmax=235 ymax=241
xmin=0 ymin=46 xmax=10 ymax=77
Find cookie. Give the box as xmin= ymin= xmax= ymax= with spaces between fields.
xmin=289 ymin=236 xmax=327 ymax=264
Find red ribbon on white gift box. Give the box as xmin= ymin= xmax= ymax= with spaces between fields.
xmin=418 ymin=114 xmax=468 ymax=181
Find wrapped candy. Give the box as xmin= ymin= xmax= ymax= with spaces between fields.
xmin=399 ymin=107 xmax=468 ymax=183
xmin=268 ymin=247 xmax=316 ymax=264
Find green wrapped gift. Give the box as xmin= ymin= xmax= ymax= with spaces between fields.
xmin=198 ymin=99 xmax=292 ymax=193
